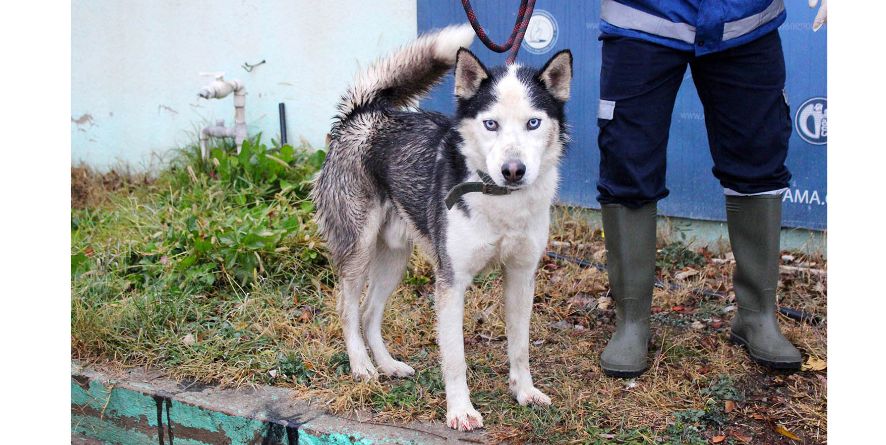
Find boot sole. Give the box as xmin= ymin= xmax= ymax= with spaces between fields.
xmin=729 ymin=334 xmax=801 ymax=371
xmin=602 ymin=367 xmax=647 ymax=379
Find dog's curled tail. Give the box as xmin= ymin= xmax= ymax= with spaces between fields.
xmin=336 ymin=24 xmax=475 ymax=119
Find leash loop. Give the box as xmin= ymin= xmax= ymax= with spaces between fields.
xmin=460 ymin=0 xmax=537 ymax=64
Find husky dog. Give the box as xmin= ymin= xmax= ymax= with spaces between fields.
xmin=311 ymin=24 xmax=572 ymax=431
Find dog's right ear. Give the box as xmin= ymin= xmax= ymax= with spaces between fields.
xmin=454 ymin=48 xmax=489 ymax=99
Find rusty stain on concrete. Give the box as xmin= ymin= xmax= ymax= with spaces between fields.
xmin=72 ymin=113 xmax=95 ymax=126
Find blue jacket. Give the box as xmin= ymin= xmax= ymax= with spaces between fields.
xmin=599 ymin=0 xmax=786 ymax=55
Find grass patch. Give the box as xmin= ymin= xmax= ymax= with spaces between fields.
xmin=72 ymin=137 xmax=330 ymax=384
xmin=72 ymin=141 xmax=827 ymax=443
xmin=656 ymin=241 xmax=706 ymax=274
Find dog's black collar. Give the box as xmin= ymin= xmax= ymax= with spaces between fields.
xmin=444 ymin=170 xmax=512 ymax=210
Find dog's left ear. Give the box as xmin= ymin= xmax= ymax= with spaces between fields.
xmin=537 ymin=50 xmax=573 ymax=101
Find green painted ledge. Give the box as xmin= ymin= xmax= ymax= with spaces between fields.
xmin=71 ymin=362 xmax=478 ymax=445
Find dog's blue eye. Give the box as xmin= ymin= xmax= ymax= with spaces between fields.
xmin=527 ymin=118 xmax=541 ymax=130
xmin=483 ymin=120 xmax=499 ymax=131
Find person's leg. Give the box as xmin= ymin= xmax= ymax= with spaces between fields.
xmin=691 ymin=31 xmax=801 ymax=369
xmin=596 ymin=36 xmax=689 ymax=377
xmin=723 ymin=194 xmax=800 ymax=369
xmin=600 ymin=203 xmax=657 ymax=377
xmin=597 ymin=36 xmax=688 ymax=207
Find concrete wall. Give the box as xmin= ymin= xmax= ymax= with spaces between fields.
xmin=72 ymin=0 xmax=417 ymax=169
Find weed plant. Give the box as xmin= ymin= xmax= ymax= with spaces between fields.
xmin=72 ymin=138 xmax=329 ymax=382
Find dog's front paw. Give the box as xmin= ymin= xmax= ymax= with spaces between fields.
xmin=350 ymin=360 xmax=379 ymax=381
xmin=377 ymin=360 xmax=415 ymax=378
xmin=513 ymin=386 xmax=552 ymax=406
xmin=446 ymin=405 xmax=484 ymax=431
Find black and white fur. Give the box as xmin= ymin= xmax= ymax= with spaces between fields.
xmin=311 ymin=24 xmax=572 ymax=431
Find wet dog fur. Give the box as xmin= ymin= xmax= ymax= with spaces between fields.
xmin=311 ymin=24 xmax=572 ymax=431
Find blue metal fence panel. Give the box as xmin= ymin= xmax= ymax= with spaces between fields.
xmin=417 ymin=1 xmax=826 ymax=230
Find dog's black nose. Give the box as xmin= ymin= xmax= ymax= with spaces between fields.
xmin=501 ymin=160 xmax=526 ymax=183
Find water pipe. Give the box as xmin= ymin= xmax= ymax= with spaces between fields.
xmin=197 ymin=72 xmax=247 ymax=158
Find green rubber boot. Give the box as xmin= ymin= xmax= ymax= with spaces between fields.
xmin=726 ymin=195 xmax=802 ymax=370
xmin=600 ymin=203 xmax=657 ymax=378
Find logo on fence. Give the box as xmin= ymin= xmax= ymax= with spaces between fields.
xmin=522 ymin=9 xmax=558 ymax=54
xmin=795 ymin=97 xmax=827 ymax=145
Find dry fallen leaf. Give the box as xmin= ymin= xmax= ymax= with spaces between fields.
xmin=567 ymin=293 xmax=597 ymax=309
xmin=711 ymin=435 xmax=726 ymax=444
xmin=801 ymin=356 xmax=827 ymax=372
xmin=676 ymin=268 xmax=700 ymax=280
xmin=731 ymin=432 xmax=752 ymax=443
xmin=724 ymin=400 xmax=736 ymax=413
xmin=774 ymin=424 xmax=801 ymax=441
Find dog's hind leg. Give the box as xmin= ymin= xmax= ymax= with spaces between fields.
xmin=337 ymin=271 xmax=376 ymax=381
xmin=361 ymin=234 xmax=414 ymax=377
xmin=503 ymin=262 xmax=552 ymax=406
xmin=336 ymin=207 xmax=384 ymax=381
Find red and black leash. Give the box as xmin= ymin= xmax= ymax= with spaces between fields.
xmin=460 ymin=0 xmax=537 ymax=64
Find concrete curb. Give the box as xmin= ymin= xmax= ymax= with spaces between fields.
xmin=71 ymin=362 xmax=482 ymax=444
xmin=560 ymin=207 xmax=827 ymax=255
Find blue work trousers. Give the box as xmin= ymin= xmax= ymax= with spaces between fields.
xmin=596 ymin=30 xmax=792 ymax=207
